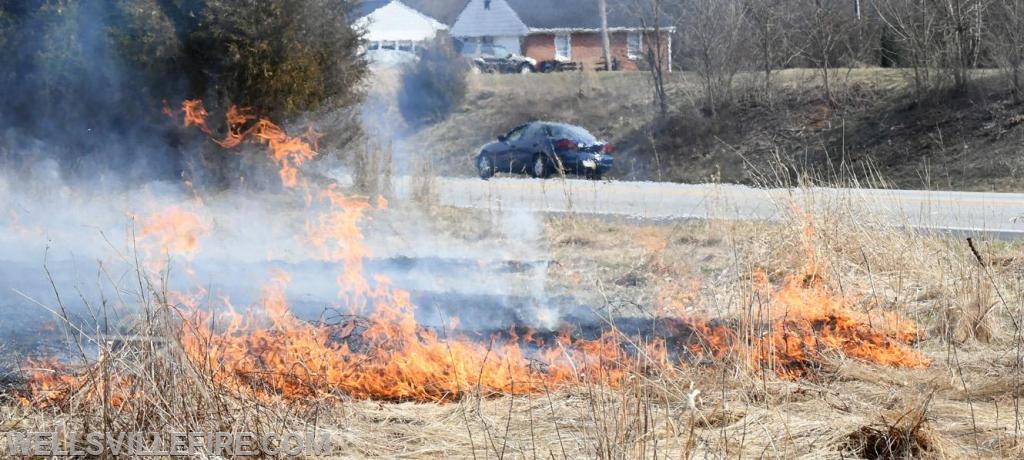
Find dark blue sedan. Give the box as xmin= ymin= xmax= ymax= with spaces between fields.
xmin=475 ymin=122 xmax=614 ymax=180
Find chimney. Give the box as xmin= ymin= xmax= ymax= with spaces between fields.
xmin=484 ymin=0 xmax=491 ymax=9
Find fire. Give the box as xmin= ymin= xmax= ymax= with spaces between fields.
xmin=135 ymin=205 xmax=209 ymax=257
xmin=17 ymin=100 xmax=930 ymax=407
xmin=186 ymin=102 xmax=321 ymax=188
xmin=164 ymin=100 xmax=321 ymax=188
xmin=181 ymin=99 xmax=212 ymax=133
xmin=178 ymin=272 xmax=646 ymax=402
xmin=18 ymin=357 xmax=130 ymax=408
xmin=687 ymin=271 xmax=927 ymax=379
xmin=175 ymin=186 xmax=654 ymax=402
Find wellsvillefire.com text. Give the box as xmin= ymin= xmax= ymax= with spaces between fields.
xmin=5 ymin=431 xmax=331 ymax=457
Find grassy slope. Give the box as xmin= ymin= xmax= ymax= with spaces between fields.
xmin=406 ymin=68 xmax=1024 ymax=191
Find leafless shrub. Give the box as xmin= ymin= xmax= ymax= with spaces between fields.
xmin=986 ymin=0 xmax=1024 ymax=101
xmin=680 ymin=0 xmax=747 ymax=116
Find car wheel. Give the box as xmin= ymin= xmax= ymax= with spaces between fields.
xmin=519 ymin=63 xmax=533 ymax=74
xmin=586 ymin=171 xmax=603 ymax=181
xmin=530 ymin=154 xmax=551 ymax=178
xmin=476 ymin=154 xmax=495 ymax=180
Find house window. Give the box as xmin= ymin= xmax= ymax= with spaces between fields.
xmin=554 ymin=34 xmax=571 ymax=60
xmin=481 ymin=36 xmax=494 ymax=45
xmin=627 ymin=32 xmax=642 ymax=59
xmin=368 ymin=41 xmax=380 ymax=50
xmin=398 ymin=40 xmax=414 ymax=52
xmin=381 ymin=41 xmax=397 ymax=50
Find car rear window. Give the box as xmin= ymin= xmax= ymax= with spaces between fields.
xmin=547 ymin=124 xmax=597 ymax=143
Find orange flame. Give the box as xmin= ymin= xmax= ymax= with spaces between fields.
xmin=135 ymin=205 xmax=209 ymax=257
xmin=177 ymin=271 xmax=650 ymax=402
xmin=177 ymin=101 xmax=320 ymax=188
xmin=181 ymin=100 xmax=212 ymax=134
xmin=685 ymin=271 xmax=928 ymax=379
xmin=19 ymin=101 xmax=930 ymax=407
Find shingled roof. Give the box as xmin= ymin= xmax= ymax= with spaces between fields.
xmin=451 ymin=0 xmax=529 ymax=37
xmin=356 ymin=0 xmax=469 ymax=26
xmin=507 ymin=0 xmax=675 ymax=30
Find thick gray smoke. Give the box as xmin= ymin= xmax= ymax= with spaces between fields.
xmin=0 ymin=15 xmax=567 ymax=373
xmin=0 ymin=164 xmax=575 ymax=373
xmin=0 ymin=1 xmax=189 ymax=183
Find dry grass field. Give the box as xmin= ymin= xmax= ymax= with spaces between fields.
xmin=3 ymin=180 xmax=1024 ymax=458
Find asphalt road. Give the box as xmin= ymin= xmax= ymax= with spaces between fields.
xmin=392 ymin=176 xmax=1024 ymax=238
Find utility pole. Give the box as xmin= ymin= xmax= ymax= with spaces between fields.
xmin=599 ymin=0 xmax=612 ymax=70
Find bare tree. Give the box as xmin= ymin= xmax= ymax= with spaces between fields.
xmin=988 ymin=0 xmax=1024 ymax=100
xmin=746 ymin=0 xmax=793 ymax=104
xmin=875 ymin=0 xmax=941 ymax=100
xmin=877 ymin=0 xmax=989 ymax=96
xmin=798 ymin=0 xmax=852 ymax=106
xmin=681 ymin=0 xmax=746 ymax=116
xmin=933 ymin=0 xmax=990 ymax=91
xmin=633 ymin=0 xmax=675 ymax=115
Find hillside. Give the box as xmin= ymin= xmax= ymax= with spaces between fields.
xmin=380 ymin=69 xmax=1024 ymax=191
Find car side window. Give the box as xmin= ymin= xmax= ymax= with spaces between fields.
xmin=506 ymin=125 xmax=526 ymax=142
xmin=524 ymin=124 xmax=545 ymax=141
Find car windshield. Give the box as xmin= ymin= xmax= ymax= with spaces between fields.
xmin=548 ymin=124 xmax=598 ymax=144
xmin=491 ymin=46 xmax=510 ymax=57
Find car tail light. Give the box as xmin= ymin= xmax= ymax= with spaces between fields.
xmin=554 ymin=139 xmax=577 ymax=151
xmin=602 ymin=144 xmax=615 ymax=153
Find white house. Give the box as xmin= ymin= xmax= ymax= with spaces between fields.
xmin=355 ymin=0 xmax=449 ymax=56
xmin=449 ymin=0 xmax=527 ymax=56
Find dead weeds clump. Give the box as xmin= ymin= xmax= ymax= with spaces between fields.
xmin=844 ymin=397 xmax=945 ymax=459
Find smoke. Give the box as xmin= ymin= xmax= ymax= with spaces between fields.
xmin=0 ymin=163 xmax=579 ymax=372
xmin=355 ymin=44 xmax=569 ymax=332
xmin=0 ymin=1 xmax=188 ymax=183
xmin=0 ymin=7 xmax=570 ymax=374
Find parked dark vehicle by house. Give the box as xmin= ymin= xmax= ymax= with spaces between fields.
xmin=475 ymin=122 xmax=614 ymax=180
xmin=458 ymin=41 xmax=537 ymax=74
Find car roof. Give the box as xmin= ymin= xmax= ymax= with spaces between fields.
xmin=533 ymin=121 xmax=588 ymax=131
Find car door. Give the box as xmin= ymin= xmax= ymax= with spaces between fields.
xmin=493 ymin=125 xmax=526 ymax=172
xmin=509 ymin=123 xmax=545 ymax=170
xmin=479 ymin=44 xmax=499 ymax=71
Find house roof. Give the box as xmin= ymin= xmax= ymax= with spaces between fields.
xmin=403 ymin=0 xmax=470 ymax=25
xmin=357 ymin=0 xmax=468 ymax=26
xmin=451 ymin=0 xmax=529 ymax=38
xmin=449 ymin=0 xmax=675 ymax=36
xmin=507 ymin=0 xmax=676 ymax=30
xmin=354 ymin=0 xmax=448 ymax=42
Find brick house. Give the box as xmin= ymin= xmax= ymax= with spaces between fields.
xmin=450 ymin=0 xmax=674 ymax=71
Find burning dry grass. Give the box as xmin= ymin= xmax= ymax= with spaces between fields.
xmin=8 ymin=200 xmax=1022 ymax=457
xmin=4 ymin=103 xmax=1024 ymax=457
xmin=536 ymin=196 xmax=1024 ymax=457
